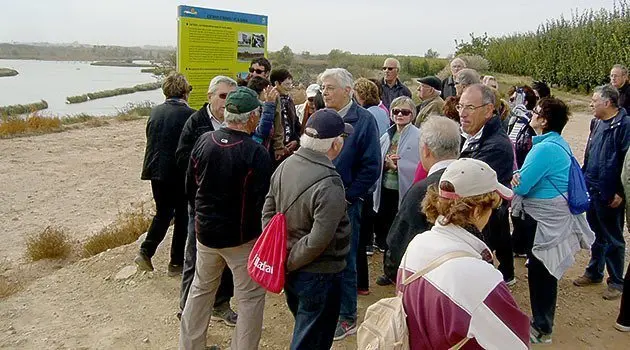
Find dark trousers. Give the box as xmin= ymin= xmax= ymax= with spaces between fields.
xmin=617 ymin=262 xmax=630 ymax=326
xmin=511 ymin=216 xmax=529 ymax=255
xmin=523 ymin=213 xmax=558 ymax=335
xmin=357 ymin=196 xmax=374 ymax=291
xmin=140 ymin=179 xmax=188 ymax=265
xmin=180 ymin=205 xmax=234 ymax=311
xmin=285 ymin=271 xmax=342 ymax=350
xmin=374 ymin=187 xmax=399 ymax=251
xmin=485 ymin=203 xmax=514 ymax=281
xmin=585 ymin=201 xmax=626 ymax=290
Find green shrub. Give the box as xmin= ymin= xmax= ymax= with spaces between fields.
xmin=0 ymin=100 xmax=48 ymax=117
xmin=66 ymin=94 xmax=89 ymax=104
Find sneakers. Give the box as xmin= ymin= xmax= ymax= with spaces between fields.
xmin=376 ymin=275 xmax=394 ymax=286
xmin=572 ymin=275 xmax=602 ymax=287
xmin=365 ymin=246 xmax=374 ymax=256
xmin=333 ymin=320 xmax=357 ymax=341
xmin=167 ymin=264 xmax=183 ymax=277
xmin=530 ymin=325 xmax=552 ymax=344
xmin=615 ymin=322 xmax=630 ymax=332
xmin=134 ymin=251 xmax=154 ymax=271
xmin=358 ymin=289 xmax=370 ymax=296
xmin=514 ymin=253 xmax=527 ymax=258
xmin=211 ymin=303 xmax=238 ymax=327
xmin=603 ymin=286 xmax=623 ymax=300
xmin=504 ymin=277 xmax=517 ymax=287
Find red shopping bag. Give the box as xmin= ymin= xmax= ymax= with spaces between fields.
xmin=247 ymin=212 xmax=287 ymax=294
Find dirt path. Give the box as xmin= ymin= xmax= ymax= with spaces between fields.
xmin=0 ymin=112 xmax=629 ymax=349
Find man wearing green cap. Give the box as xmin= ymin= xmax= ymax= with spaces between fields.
xmin=179 ymin=87 xmax=273 ymax=350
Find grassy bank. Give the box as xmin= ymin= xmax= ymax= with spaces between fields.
xmin=0 ymin=101 xmax=154 ymax=138
xmin=66 ymin=82 xmax=161 ymax=104
xmin=0 ymin=100 xmax=48 ymax=117
xmin=0 ymin=68 xmax=18 ymax=77
xmin=90 ymin=61 xmax=155 ymax=67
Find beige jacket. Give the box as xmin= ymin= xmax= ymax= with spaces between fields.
xmin=414 ymin=95 xmax=445 ymax=127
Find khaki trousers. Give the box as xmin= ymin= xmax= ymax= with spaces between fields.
xmin=179 ymin=239 xmax=266 ymax=350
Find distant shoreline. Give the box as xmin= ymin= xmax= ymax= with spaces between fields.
xmin=90 ymin=61 xmax=155 ymax=68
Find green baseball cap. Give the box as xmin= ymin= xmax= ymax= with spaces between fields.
xmin=225 ymin=87 xmax=263 ymax=114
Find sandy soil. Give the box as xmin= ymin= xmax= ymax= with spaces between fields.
xmin=0 ymin=113 xmax=629 ymax=349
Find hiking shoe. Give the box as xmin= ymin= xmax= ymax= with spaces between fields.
xmin=614 ymin=322 xmax=630 ymax=332
xmin=530 ymin=325 xmax=552 ymax=344
xmin=366 ymin=246 xmax=374 ymax=256
xmin=373 ymin=244 xmax=386 ymax=253
xmin=176 ymin=311 xmax=182 ymax=321
xmin=167 ymin=264 xmax=183 ymax=277
xmin=211 ymin=303 xmax=237 ymax=327
xmin=358 ymin=289 xmax=370 ymax=296
xmin=134 ymin=251 xmax=154 ymax=271
xmin=603 ymin=286 xmax=622 ymax=300
xmin=573 ymin=275 xmax=602 ymax=287
xmin=504 ymin=277 xmax=517 ymax=287
xmin=333 ymin=320 xmax=357 ymax=341
xmin=514 ymin=253 xmax=527 ymax=258
xmin=376 ymin=274 xmax=394 ymax=286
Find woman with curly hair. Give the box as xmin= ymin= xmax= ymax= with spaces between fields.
xmin=398 ymin=158 xmax=529 ymax=349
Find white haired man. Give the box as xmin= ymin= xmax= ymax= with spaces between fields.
xmin=610 ymin=64 xmax=630 ymax=112
xmin=414 ymin=75 xmax=445 ymax=126
xmin=175 ymin=75 xmax=238 ymax=326
xmin=262 ymin=109 xmax=353 ymax=349
xmin=441 ymin=57 xmax=466 ymax=99
xmin=180 ymin=87 xmax=272 ymax=350
xmin=380 ymin=57 xmax=412 ymax=110
xmin=318 ymin=68 xmax=381 ymax=340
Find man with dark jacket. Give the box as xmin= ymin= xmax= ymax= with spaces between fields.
xmin=262 ymin=109 xmax=352 ymax=349
xmin=574 ymin=84 xmax=630 ymax=301
xmin=458 ymin=84 xmax=516 ymax=285
xmin=175 ymin=75 xmax=238 ymax=326
xmin=441 ymin=58 xmax=466 ymax=99
xmin=179 ymin=87 xmax=272 ymax=350
xmin=382 ymin=116 xmax=460 ymax=281
xmin=380 ymin=58 xmax=412 ymax=110
xmin=610 ymin=64 xmax=630 ymax=112
xmin=136 ymin=72 xmax=194 ymax=275
xmin=319 ymin=68 xmax=381 ymax=340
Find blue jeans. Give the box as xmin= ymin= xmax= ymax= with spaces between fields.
xmin=585 ymin=199 xmax=626 ymax=290
xmin=285 ymin=271 xmax=342 ymax=350
xmin=339 ymin=200 xmax=363 ymax=322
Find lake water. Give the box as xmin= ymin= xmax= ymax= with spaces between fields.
xmin=0 ymin=59 xmax=165 ymax=116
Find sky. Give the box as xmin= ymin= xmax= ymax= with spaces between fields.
xmin=0 ymin=0 xmax=619 ymax=56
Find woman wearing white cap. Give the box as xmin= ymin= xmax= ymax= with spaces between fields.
xmin=398 ymin=158 xmax=530 ymax=349
xmin=296 ymin=83 xmax=321 ymax=129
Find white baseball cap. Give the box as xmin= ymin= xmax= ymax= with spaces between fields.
xmin=306 ymin=84 xmax=321 ymax=98
xmin=439 ymin=158 xmax=513 ymax=200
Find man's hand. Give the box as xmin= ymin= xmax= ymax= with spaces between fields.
xmin=511 ymin=172 xmax=521 ymax=188
xmin=261 ymin=86 xmax=279 ymax=104
xmin=610 ymin=193 xmax=623 ymax=208
xmin=286 ymin=141 xmax=299 ymax=152
xmin=274 ymin=148 xmax=287 ymax=161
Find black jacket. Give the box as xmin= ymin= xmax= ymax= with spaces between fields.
xmin=187 ymin=127 xmax=272 ymax=248
xmin=141 ymin=99 xmax=195 ymax=183
xmin=441 ymin=76 xmax=457 ymax=99
xmin=176 ymin=103 xmax=215 ymax=172
xmin=619 ymin=82 xmax=630 ymax=113
xmin=383 ymin=168 xmax=446 ymax=280
xmin=460 ymin=115 xmax=515 ymax=187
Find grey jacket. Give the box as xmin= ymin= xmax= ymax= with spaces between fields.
xmin=262 ymin=147 xmax=351 ymax=273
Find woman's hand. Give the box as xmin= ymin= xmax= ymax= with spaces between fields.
xmin=511 ymin=172 xmax=521 ymax=188
xmin=261 ymin=86 xmax=279 ymax=103
xmin=385 ymin=154 xmax=398 ymax=171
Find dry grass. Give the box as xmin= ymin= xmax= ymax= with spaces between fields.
xmin=82 ymin=204 xmax=152 ymax=258
xmin=0 ymin=114 xmax=62 ymax=137
xmin=24 ymin=226 xmax=72 ymax=262
xmin=0 ymin=275 xmax=19 ymax=299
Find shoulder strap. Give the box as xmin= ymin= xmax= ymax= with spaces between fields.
xmin=280 ymin=174 xmax=338 ymax=214
xmin=401 ymin=250 xmax=477 ymax=286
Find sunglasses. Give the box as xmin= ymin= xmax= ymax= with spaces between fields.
xmin=392 ymin=109 xmax=413 ymax=116
xmin=218 ymin=93 xmax=228 ymax=100
xmin=249 ymin=67 xmax=265 ymax=74
xmin=382 ymin=67 xmax=397 ymax=71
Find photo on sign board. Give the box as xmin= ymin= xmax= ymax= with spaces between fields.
xmin=251 ymin=33 xmax=266 ymax=48
xmin=238 ymin=32 xmax=252 ymax=47
xmin=237 ymin=47 xmax=265 ymax=62
xmin=237 ymin=71 xmax=249 ymax=80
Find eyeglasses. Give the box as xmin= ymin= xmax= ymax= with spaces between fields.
xmin=456 ymin=103 xmax=489 ymax=113
xmin=392 ymin=109 xmax=413 ymax=116
xmin=249 ymin=67 xmax=265 ymax=74
xmin=382 ymin=67 xmax=397 ymax=71
xmin=218 ymin=93 xmax=228 ymax=100
xmin=307 ymin=97 xmax=315 ymax=102
xmin=532 ymin=109 xmax=542 ymax=116
xmin=454 ymin=81 xmax=461 ymax=85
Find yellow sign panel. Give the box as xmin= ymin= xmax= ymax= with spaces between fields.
xmin=177 ymin=6 xmax=268 ymax=109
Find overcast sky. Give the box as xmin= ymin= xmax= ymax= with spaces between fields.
xmin=0 ymin=0 xmax=618 ymax=56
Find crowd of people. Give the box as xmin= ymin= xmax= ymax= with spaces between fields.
xmin=135 ymin=55 xmax=630 ymax=349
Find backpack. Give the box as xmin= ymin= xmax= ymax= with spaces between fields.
xmin=547 ymin=141 xmax=591 ymax=215
xmin=247 ymin=164 xmax=337 ymax=293
xmin=357 ymin=251 xmax=475 ymax=350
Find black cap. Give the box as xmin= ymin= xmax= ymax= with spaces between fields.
xmin=416 ymin=76 xmax=442 ymax=91
xmin=304 ymin=108 xmax=354 ymax=139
